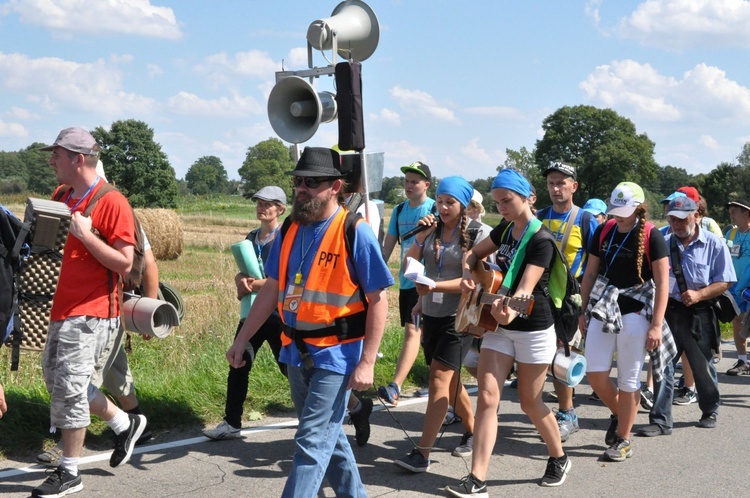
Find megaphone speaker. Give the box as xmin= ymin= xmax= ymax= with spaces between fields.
xmin=307 ymin=0 xmax=380 ymax=62
xmin=267 ymin=76 xmax=337 ymax=144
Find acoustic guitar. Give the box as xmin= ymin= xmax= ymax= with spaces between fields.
xmin=455 ymin=261 xmax=535 ymax=337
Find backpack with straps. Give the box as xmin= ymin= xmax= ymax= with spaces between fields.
xmin=598 ymin=218 xmax=653 ymax=267
xmin=1 ymin=204 xmax=31 ymax=370
xmin=54 ymin=183 xmax=146 ymax=292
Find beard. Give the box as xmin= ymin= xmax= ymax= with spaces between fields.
xmin=291 ymin=191 xmax=331 ymax=225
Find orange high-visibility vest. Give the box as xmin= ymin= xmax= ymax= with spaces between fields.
xmin=278 ymin=208 xmax=366 ymax=347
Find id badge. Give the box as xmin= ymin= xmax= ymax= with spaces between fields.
xmin=283 ymin=284 xmax=304 ymax=313
xmin=432 ymin=292 xmax=444 ymax=304
xmin=731 ymin=244 xmax=741 ymax=258
xmin=591 ymin=275 xmax=609 ymax=302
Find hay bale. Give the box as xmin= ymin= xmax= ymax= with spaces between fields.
xmin=135 ymin=208 xmax=184 ymax=260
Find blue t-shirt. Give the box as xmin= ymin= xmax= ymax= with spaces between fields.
xmin=387 ymin=198 xmax=436 ymax=289
xmin=265 ymin=208 xmax=395 ymax=375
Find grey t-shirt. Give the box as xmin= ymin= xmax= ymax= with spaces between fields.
xmin=422 ymin=221 xmax=491 ymax=317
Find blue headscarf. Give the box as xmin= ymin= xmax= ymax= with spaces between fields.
xmin=492 ymin=168 xmax=532 ymax=198
xmin=436 ymin=176 xmax=473 ymax=207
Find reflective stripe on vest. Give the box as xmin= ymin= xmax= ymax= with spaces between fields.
xmin=277 ymin=208 xmax=366 ymax=347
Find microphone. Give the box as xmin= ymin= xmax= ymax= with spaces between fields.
xmin=400 ymin=206 xmax=438 ymax=241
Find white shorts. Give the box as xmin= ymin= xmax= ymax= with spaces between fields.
xmin=584 ymin=313 xmax=649 ymax=392
xmin=462 ymin=339 xmax=481 ymax=369
xmin=481 ymin=324 xmax=556 ymax=365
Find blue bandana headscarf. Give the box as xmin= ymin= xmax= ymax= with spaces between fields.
xmin=436 ymin=176 xmax=473 ymax=207
xmin=492 ymin=168 xmax=532 ymax=198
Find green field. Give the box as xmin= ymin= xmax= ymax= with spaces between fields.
xmin=0 ymin=194 xmax=432 ymax=459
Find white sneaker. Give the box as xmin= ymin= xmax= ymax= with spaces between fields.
xmin=203 ymin=420 xmax=242 ymax=440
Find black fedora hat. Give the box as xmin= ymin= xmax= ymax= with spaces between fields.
xmin=287 ymin=147 xmax=343 ymax=177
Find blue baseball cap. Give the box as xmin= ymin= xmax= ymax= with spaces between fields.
xmin=660 ymin=191 xmax=686 ymax=205
xmin=582 ymin=198 xmax=607 ymax=216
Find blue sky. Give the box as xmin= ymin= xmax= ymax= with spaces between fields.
xmin=1 ymin=0 xmax=750 ymax=184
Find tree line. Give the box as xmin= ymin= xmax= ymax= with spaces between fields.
xmin=2 ymin=107 xmax=749 ymax=224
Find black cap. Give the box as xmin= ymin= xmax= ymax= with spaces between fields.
xmin=287 ymin=147 xmax=343 ymax=177
xmin=543 ymin=161 xmax=576 ymax=180
xmin=727 ymin=199 xmax=750 ymax=212
xmin=400 ymin=161 xmax=432 ymax=182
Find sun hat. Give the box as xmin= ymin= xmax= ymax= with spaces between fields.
xmin=606 ymin=182 xmax=645 ymax=217
xmin=287 ymin=147 xmax=342 ymax=177
xmin=40 ymin=127 xmax=99 ymax=156
xmin=252 ymin=186 xmax=287 ymax=205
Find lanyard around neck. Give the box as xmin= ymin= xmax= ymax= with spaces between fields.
xmin=295 ymin=207 xmax=339 ymax=284
xmin=66 ymin=176 xmax=100 ymax=213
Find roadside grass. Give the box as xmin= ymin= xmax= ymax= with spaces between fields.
xmin=0 ymin=194 xmax=732 ymax=460
xmin=0 ymin=194 xmax=430 ymax=459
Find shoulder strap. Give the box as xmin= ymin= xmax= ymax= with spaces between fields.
xmin=560 ymin=205 xmax=580 ymax=254
xmin=52 ymin=185 xmax=71 ymax=202
xmin=394 ymin=201 xmax=406 ymax=241
xmin=669 ymin=236 xmax=688 ymax=294
xmin=500 ymin=218 xmax=542 ymax=292
xmin=83 ymin=183 xmax=117 ymax=217
xmin=600 ymin=218 xmax=653 ymax=266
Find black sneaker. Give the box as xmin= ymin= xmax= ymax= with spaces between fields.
xmin=698 ymin=413 xmax=718 ymax=429
xmin=673 ymin=386 xmax=697 ymax=405
xmin=726 ymin=359 xmax=750 ymax=376
xmin=639 ymin=388 xmax=654 ymax=410
xmin=394 ymin=448 xmax=430 ymax=473
xmin=348 ymin=397 xmax=373 ymax=446
xmin=445 ymin=473 xmax=488 ymax=497
xmin=540 ymin=455 xmax=571 ymax=487
xmin=32 ymin=466 xmax=83 ymax=498
xmin=605 ymin=414 xmax=618 ymax=446
xmin=110 ymin=413 xmax=147 ymax=468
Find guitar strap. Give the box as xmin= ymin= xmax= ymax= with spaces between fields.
xmin=500 ymin=218 xmax=542 ymax=294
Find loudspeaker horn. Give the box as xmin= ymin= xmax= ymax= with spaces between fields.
xmin=307 ymin=0 xmax=380 ymax=62
xmin=267 ymin=76 xmax=337 ymax=144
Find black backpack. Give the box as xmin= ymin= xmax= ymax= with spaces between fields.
xmin=1 ymin=204 xmax=31 ymax=370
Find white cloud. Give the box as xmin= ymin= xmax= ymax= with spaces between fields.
xmin=0 ymin=52 xmax=157 ymax=117
xmin=378 ymin=139 xmax=429 ymax=175
xmin=580 ymin=60 xmax=750 ymax=124
xmin=147 ymin=64 xmax=164 ymax=78
xmin=699 ymin=135 xmax=719 ymax=150
xmin=369 ymin=108 xmax=400 ymax=126
xmin=460 ymin=138 xmax=499 ymax=167
xmin=0 ymin=119 xmax=28 ymax=137
xmin=5 ymin=106 xmax=40 ymax=120
xmin=1 ymin=0 xmax=182 ymax=40
xmin=195 ymin=50 xmax=280 ymax=80
xmin=390 ymin=86 xmax=458 ymax=123
xmin=614 ymin=0 xmax=750 ymax=50
xmin=463 ymin=106 xmax=525 ymax=120
xmin=167 ymin=91 xmax=263 ymax=117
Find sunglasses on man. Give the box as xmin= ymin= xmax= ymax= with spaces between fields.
xmin=292 ymin=177 xmax=338 ymax=189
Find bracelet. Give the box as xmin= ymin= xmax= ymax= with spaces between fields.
xmin=414 ymin=239 xmax=425 ymax=248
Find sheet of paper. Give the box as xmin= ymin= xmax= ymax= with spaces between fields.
xmin=404 ymin=257 xmax=437 ymax=287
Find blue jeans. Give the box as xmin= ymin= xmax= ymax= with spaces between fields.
xmin=650 ymin=303 xmax=720 ymax=428
xmin=283 ymin=365 xmax=365 ymax=498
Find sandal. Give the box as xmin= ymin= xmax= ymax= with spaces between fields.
xmin=37 ymin=444 xmax=63 ymax=467
xmin=377 ymin=382 xmax=400 ymax=406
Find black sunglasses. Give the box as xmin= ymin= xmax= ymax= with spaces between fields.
xmin=292 ymin=177 xmax=337 ymax=189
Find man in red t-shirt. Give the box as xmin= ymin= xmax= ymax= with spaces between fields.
xmin=32 ymin=128 xmax=147 ymax=498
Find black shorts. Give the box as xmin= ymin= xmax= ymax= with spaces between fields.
xmin=422 ymin=315 xmax=473 ymax=371
xmin=398 ymin=287 xmax=420 ymax=326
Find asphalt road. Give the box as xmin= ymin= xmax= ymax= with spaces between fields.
xmin=1 ymin=341 xmax=748 ymax=497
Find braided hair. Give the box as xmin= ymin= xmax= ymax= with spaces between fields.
xmin=634 ymin=204 xmax=648 ymax=285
